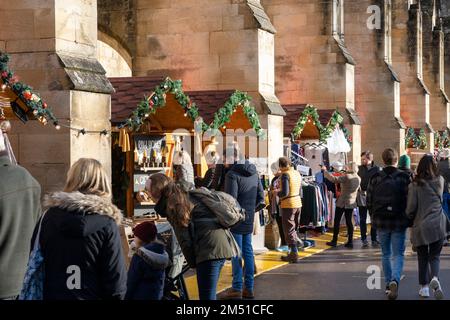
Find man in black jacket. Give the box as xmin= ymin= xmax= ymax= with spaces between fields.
xmin=367 ymin=148 xmax=412 ymax=300
xmin=218 ymin=146 xmax=264 ymax=300
xmin=357 ymin=151 xmax=381 ymax=248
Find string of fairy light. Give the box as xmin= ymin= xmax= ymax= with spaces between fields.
xmin=1 ymin=52 xmax=265 ymax=138
xmin=0 ymin=51 xmax=111 ymax=136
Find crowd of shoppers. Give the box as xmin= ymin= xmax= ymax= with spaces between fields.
xmin=1 ymin=121 xmax=449 ymax=301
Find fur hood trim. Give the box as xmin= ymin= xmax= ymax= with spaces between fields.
xmin=44 ymin=191 xmax=122 ymax=225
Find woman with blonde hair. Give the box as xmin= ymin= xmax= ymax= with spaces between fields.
xmin=31 ymin=158 xmax=127 ymax=299
xmin=321 ymin=162 xmax=361 ymax=249
xmin=145 ymin=173 xmax=238 ymax=300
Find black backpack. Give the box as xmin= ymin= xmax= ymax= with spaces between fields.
xmin=371 ymin=171 xmax=407 ymax=218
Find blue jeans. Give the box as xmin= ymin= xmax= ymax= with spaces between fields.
xmin=196 ymin=259 xmax=225 ymax=300
xmin=231 ymin=232 xmax=254 ymax=291
xmin=378 ymin=229 xmax=406 ymax=285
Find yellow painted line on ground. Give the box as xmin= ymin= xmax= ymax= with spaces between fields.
xmin=185 ymin=228 xmax=362 ymax=300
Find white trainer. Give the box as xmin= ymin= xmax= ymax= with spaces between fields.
xmin=430 ymin=277 xmax=444 ymax=300
xmin=419 ymin=286 xmax=430 ymax=298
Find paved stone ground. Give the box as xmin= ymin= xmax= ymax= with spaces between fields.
xmin=254 ymin=242 xmax=450 ymax=300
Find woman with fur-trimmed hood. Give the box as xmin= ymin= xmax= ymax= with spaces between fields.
xmin=31 ymin=158 xmax=127 ymax=300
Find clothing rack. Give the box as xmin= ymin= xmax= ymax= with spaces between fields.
xmin=291 ymin=149 xmax=308 ymax=162
xmin=301 ymin=142 xmax=326 ymax=148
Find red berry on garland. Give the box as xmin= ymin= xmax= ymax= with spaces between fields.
xmin=23 ymin=91 xmax=32 ymax=100
xmin=43 ymin=102 xmax=48 ymax=109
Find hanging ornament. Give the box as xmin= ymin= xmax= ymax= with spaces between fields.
xmin=38 ymin=116 xmax=47 ymax=125
xmin=0 ymin=120 xmax=11 ymax=133
xmin=31 ymin=93 xmax=40 ymax=102
xmin=23 ymin=91 xmax=32 ymax=100
xmin=10 ymin=75 xmax=18 ymax=84
xmin=43 ymin=102 xmax=47 ymax=109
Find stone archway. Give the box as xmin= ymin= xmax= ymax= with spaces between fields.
xmin=97 ymin=30 xmax=132 ymax=77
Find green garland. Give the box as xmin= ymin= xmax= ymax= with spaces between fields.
xmin=209 ymin=90 xmax=265 ymax=138
xmin=292 ymin=106 xmax=352 ymax=145
xmin=435 ymin=130 xmax=450 ymax=149
xmin=124 ymin=77 xmax=204 ymax=131
xmin=325 ymin=110 xmax=352 ymax=146
xmin=292 ymin=105 xmax=328 ymax=141
xmin=0 ymin=51 xmax=57 ymax=124
xmin=443 ymin=130 xmax=450 ymax=148
xmin=405 ymin=127 xmax=427 ymax=149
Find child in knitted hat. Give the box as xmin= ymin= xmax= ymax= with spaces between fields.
xmin=125 ymin=221 xmax=170 ymax=300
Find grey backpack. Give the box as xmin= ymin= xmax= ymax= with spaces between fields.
xmin=190 ymin=187 xmax=246 ymax=228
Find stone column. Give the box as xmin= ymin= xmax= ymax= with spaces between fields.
xmin=263 ymin=0 xmax=361 ymax=163
xmin=392 ymin=1 xmax=433 ymax=152
xmin=444 ymin=16 xmax=450 ymax=105
xmin=345 ymin=0 xmax=404 ymax=164
xmin=0 ymin=0 xmax=113 ymax=193
xmin=132 ymin=0 xmax=285 ymax=176
xmin=422 ymin=0 xmax=449 ymax=132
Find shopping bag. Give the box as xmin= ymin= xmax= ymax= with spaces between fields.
xmin=264 ymin=218 xmax=281 ymax=250
xmin=19 ymin=213 xmax=46 ymax=300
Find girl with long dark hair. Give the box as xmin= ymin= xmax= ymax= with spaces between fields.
xmin=145 ymin=173 xmax=238 ymax=300
xmin=406 ymin=154 xmax=448 ymax=299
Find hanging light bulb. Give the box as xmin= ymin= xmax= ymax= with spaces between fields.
xmin=53 ymin=121 xmax=61 ymax=130
xmin=144 ymin=113 xmax=149 ymax=118
xmin=1 ymin=84 xmax=6 ymax=91
xmin=184 ymin=113 xmax=187 ymax=117
xmin=33 ymin=109 xmax=39 ymax=116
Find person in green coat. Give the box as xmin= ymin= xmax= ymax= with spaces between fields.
xmin=0 ymin=130 xmax=41 ymax=300
xmin=146 ymin=173 xmax=238 ymax=300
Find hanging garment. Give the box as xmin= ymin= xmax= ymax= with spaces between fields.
xmin=329 ymin=152 xmax=346 ymax=169
xmin=304 ymin=146 xmax=325 ymax=175
xmin=326 ymin=127 xmax=351 ymax=154
xmin=300 ymin=184 xmax=318 ymax=226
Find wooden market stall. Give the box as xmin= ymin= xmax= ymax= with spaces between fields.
xmin=405 ymin=127 xmax=432 ymax=169
xmin=109 ymin=77 xmax=247 ymax=218
xmin=283 ymin=104 xmax=353 ymax=174
xmin=110 ymin=77 xmax=200 ymax=218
